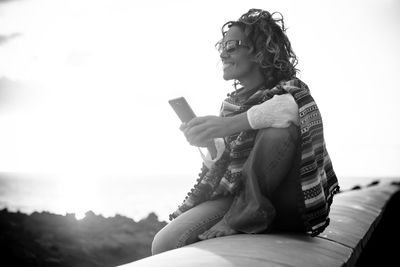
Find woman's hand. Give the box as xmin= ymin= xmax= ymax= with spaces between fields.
xmin=180 ymin=116 xmax=232 ymax=148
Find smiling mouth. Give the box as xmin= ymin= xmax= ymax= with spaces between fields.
xmin=223 ymin=62 xmax=234 ymax=70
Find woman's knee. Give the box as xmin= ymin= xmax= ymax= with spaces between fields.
xmin=151 ymin=225 xmax=177 ymax=255
xmin=151 ymin=197 xmax=233 ymax=255
xmin=151 ymin=221 xmax=191 ymax=255
xmin=245 ymin=124 xmax=299 ymax=179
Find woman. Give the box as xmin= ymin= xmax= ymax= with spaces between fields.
xmin=152 ymin=9 xmax=339 ymax=255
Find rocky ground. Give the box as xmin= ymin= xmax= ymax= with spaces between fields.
xmin=0 ymin=209 xmax=166 ymax=267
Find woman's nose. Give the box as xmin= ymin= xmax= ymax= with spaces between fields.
xmin=220 ymin=50 xmax=229 ymax=60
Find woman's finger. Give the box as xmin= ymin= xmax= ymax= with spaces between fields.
xmin=187 ymin=116 xmax=210 ymax=128
xmin=186 ymin=127 xmax=214 ymax=146
xmin=179 ymin=122 xmax=188 ymax=131
xmin=186 ymin=124 xmax=207 ymax=137
xmin=194 ymin=127 xmax=214 ymax=143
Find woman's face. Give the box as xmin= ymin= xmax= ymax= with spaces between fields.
xmin=219 ymin=26 xmax=259 ymax=81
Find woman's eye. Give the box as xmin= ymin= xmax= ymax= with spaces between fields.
xmin=225 ymin=44 xmax=237 ymax=53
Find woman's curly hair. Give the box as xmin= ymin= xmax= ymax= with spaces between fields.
xmin=221 ymin=9 xmax=298 ymax=89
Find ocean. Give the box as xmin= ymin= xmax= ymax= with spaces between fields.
xmin=0 ymin=173 xmax=398 ymax=222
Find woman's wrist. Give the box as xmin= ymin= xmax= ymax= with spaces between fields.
xmin=226 ymin=112 xmax=252 ymax=135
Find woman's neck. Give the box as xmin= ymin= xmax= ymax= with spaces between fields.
xmin=238 ymin=69 xmax=265 ymax=92
xmin=233 ymin=72 xmax=266 ymax=102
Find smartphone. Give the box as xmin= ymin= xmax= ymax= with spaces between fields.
xmin=169 ymin=97 xmax=215 ymax=155
xmin=168 ymin=97 xmax=196 ymax=123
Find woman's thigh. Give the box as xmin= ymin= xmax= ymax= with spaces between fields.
xmin=151 ymin=196 xmax=233 ymax=255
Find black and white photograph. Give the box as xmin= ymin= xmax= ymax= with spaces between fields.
xmin=1 ymin=0 xmax=399 ymax=266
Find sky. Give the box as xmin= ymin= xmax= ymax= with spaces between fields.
xmin=1 ymin=0 xmax=400 ymax=183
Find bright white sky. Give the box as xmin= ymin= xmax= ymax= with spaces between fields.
xmin=1 ymin=0 xmax=400 ymax=181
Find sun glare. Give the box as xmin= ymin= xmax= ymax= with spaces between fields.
xmin=50 ymin=175 xmax=104 ymax=220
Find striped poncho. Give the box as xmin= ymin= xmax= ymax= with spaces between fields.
xmin=170 ymin=78 xmax=339 ymax=236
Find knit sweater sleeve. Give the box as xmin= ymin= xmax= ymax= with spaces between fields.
xmin=247 ymin=93 xmax=299 ymax=129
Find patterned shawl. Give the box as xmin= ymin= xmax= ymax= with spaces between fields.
xmin=170 ymin=78 xmax=339 ymax=236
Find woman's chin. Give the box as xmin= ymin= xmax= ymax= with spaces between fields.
xmin=223 ymin=72 xmax=234 ymax=81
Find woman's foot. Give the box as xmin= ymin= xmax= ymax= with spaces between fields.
xmin=198 ymin=219 xmax=238 ymax=240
